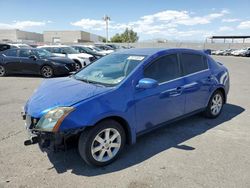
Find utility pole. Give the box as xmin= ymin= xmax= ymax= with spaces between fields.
xmin=103 ymin=15 xmax=110 ymax=43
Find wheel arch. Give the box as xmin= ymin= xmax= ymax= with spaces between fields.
xmin=93 ymin=116 xmax=133 ymax=145
xmin=72 ymin=59 xmax=82 ymax=67
xmin=207 ymin=86 xmax=226 ymax=106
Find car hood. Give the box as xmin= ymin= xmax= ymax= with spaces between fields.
xmin=25 ymin=77 xmax=112 ymax=117
xmin=47 ymin=56 xmax=74 ymax=64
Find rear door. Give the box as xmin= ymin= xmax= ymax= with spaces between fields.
xmin=1 ymin=49 xmax=21 ymax=73
xmin=180 ymin=53 xmax=213 ymax=113
xmin=18 ymin=49 xmax=41 ymax=74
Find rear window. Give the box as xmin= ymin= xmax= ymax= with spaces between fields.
xmin=3 ymin=49 xmax=17 ymax=57
xmin=0 ymin=44 xmax=10 ymax=52
xmin=181 ymin=53 xmax=208 ymax=75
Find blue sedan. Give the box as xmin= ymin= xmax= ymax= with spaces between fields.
xmin=23 ymin=48 xmax=230 ymax=166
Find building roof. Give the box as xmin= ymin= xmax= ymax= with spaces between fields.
xmin=209 ymin=36 xmax=250 ymax=39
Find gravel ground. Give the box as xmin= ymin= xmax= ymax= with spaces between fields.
xmin=0 ymin=56 xmax=249 ymax=188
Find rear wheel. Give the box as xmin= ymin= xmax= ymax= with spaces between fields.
xmin=0 ymin=65 xmax=6 ymax=77
xmin=78 ymin=120 xmax=126 ymax=166
xmin=41 ymin=65 xmax=53 ymax=78
xmin=204 ymin=90 xmax=224 ymax=118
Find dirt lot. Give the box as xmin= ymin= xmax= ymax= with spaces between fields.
xmin=0 ymin=56 xmax=250 ymax=188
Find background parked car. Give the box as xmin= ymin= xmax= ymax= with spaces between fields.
xmin=38 ymin=45 xmax=93 ymax=69
xmin=0 ymin=43 xmax=31 ymax=52
xmin=231 ymin=47 xmax=250 ymax=57
xmin=95 ymin=44 xmax=115 ymax=52
xmin=0 ymin=48 xmax=77 ymax=78
xmin=71 ymin=45 xmax=104 ymax=61
xmin=84 ymin=45 xmax=113 ymax=55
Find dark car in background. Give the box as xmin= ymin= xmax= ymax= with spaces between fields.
xmin=71 ymin=45 xmax=104 ymax=61
xmin=0 ymin=48 xmax=77 ymax=78
xmin=95 ymin=44 xmax=114 ymax=51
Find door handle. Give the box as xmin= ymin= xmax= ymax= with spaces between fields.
xmin=207 ymin=76 xmax=213 ymax=82
xmin=161 ymin=86 xmax=183 ymax=97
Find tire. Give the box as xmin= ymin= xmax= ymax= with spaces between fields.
xmin=75 ymin=63 xmax=81 ymax=71
xmin=204 ymin=90 xmax=224 ymax=118
xmin=41 ymin=65 xmax=54 ymax=78
xmin=0 ymin=65 xmax=6 ymax=77
xmin=73 ymin=60 xmax=82 ymax=71
xmin=78 ymin=119 xmax=126 ymax=166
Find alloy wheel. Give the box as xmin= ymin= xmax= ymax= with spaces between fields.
xmin=41 ymin=66 xmax=53 ymax=78
xmin=0 ymin=65 xmax=5 ymax=76
xmin=210 ymin=93 xmax=223 ymax=116
xmin=75 ymin=63 xmax=81 ymax=71
xmin=91 ymin=128 xmax=121 ymax=162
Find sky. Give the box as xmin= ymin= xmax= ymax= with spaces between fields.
xmin=0 ymin=0 xmax=250 ymax=41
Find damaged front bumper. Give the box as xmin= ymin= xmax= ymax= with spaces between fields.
xmin=22 ymin=113 xmax=83 ymax=152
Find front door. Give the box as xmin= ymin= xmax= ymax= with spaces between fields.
xmin=134 ymin=54 xmax=186 ymax=133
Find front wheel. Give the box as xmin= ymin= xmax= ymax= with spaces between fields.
xmin=41 ymin=65 xmax=54 ymax=78
xmin=78 ymin=120 xmax=126 ymax=166
xmin=0 ymin=65 xmax=6 ymax=77
xmin=204 ymin=90 xmax=224 ymax=118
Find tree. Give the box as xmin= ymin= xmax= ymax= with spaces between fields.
xmin=110 ymin=28 xmax=139 ymax=43
xmin=110 ymin=33 xmax=123 ymax=43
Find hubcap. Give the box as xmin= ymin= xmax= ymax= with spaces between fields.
xmin=42 ymin=66 xmax=52 ymax=78
xmin=0 ymin=66 xmax=5 ymax=76
xmin=211 ymin=94 xmax=223 ymax=115
xmin=91 ymin=128 xmax=121 ymax=162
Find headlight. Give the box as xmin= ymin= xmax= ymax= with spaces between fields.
xmin=35 ymin=107 xmax=74 ymax=132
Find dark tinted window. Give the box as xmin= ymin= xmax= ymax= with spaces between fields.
xmin=4 ymin=49 xmax=17 ymax=57
xmin=0 ymin=44 xmax=10 ymax=51
xmin=144 ymin=54 xmax=181 ymax=83
xmin=53 ymin=48 xmax=61 ymax=53
xmin=19 ymin=49 xmax=32 ymax=57
xmin=181 ymin=53 xmax=208 ymax=75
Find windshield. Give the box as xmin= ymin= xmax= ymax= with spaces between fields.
xmin=74 ymin=53 xmax=146 ymax=86
xmin=61 ymin=47 xmax=79 ymax=54
xmin=89 ymin=46 xmax=102 ymax=52
xmin=81 ymin=47 xmax=94 ymax=53
xmin=33 ymin=49 xmax=53 ymax=58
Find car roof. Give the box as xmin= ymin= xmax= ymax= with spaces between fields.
xmin=115 ymin=48 xmax=206 ymax=56
xmin=38 ymin=45 xmax=69 ymax=48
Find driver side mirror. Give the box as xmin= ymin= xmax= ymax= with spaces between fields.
xmin=136 ymin=78 xmax=158 ymax=89
xmin=29 ymin=55 xmax=37 ymax=60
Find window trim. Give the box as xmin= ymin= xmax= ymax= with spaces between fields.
xmin=142 ymin=53 xmax=210 ymax=86
xmin=143 ymin=53 xmax=182 ymax=84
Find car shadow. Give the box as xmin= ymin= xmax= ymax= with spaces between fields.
xmin=45 ymin=103 xmax=244 ymax=176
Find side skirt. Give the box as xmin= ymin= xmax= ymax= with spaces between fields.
xmin=136 ymin=108 xmax=205 ymax=137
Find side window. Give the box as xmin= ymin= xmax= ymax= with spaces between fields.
xmin=53 ymin=48 xmax=61 ymax=53
xmin=144 ymin=54 xmax=181 ymax=83
xmin=45 ymin=48 xmax=52 ymax=53
xmin=19 ymin=49 xmax=31 ymax=58
xmin=4 ymin=49 xmax=17 ymax=57
xmin=181 ymin=53 xmax=208 ymax=75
